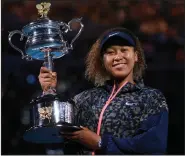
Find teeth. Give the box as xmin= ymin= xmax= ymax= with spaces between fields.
xmin=113 ymin=63 xmax=126 ymax=67
xmin=114 ymin=64 xmax=123 ymax=66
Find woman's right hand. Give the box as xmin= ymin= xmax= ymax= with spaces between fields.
xmin=38 ymin=67 xmax=57 ymax=92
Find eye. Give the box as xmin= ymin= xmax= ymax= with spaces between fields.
xmin=121 ymin=48 xmax=128 ymax=52
xmin=105 ymin=50 xmax=115 ymax=55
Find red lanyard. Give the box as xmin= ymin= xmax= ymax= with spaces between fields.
xmin=92 ymin=81 xmax=128 ymax=155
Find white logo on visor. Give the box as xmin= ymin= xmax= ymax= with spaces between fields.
xmin=108 ymin=32 xmax=119 ymax=37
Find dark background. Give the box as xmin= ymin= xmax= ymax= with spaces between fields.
xmin=2 ymin=0 xmax=184 ymax=154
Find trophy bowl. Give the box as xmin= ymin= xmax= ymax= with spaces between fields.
xmin=8 ymin=2 xmax=84 ymax=143
xmin=8 ymin=2 xmax=84 ymax=61
xmin=22 ymin=18 xmax=69 ymax=60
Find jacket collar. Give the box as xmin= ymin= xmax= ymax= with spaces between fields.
xmin=103 ymin=79 xmax=144 ymax=94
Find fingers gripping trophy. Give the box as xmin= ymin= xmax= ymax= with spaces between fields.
xmin=8 ymin=2 xmax=84 ymax=143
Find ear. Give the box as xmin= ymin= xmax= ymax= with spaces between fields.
xmin=134 ymin=51 xmax=138 ymax=62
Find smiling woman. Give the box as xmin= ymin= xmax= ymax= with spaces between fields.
xmin=86 ymin=28 xmax=146 ymax=87
xmin=38 ymin=27 xmax=168 ymax=155
xmin=103 ymin=45 xmax=137 ymax=85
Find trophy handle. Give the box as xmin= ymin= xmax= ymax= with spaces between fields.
xmin=8 ymin=30 xmax=32 ymax=60
xmin=61 ymin=18 xmax=84 ymax=50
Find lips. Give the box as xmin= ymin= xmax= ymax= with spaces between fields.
xmin=112 ymin=63 xmax=127 ymax=67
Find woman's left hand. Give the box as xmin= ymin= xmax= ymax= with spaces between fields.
xmin=61 ymin=126 xmax=101 ymax=150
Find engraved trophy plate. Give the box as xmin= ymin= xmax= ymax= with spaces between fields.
xmin=8 ymin=2 xmax=83 ymax=143
xmin=23 ymin=95 xmax=81 ymax=143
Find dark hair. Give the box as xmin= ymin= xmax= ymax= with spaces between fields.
xmin=85 ymin=27 xmax=146 ymax=86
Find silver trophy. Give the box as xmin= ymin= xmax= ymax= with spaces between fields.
xmin=8 ymin=2 xmax=83 ymax=143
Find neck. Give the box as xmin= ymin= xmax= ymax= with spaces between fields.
xmin=115 ymin=77 xmax=135 ymax=89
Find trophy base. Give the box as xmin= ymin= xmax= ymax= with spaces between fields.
xmin=23 ymin=124 xmax=81 ymax=144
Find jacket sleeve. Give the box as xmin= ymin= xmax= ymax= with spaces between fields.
xmin=100 ymin=90 xmax=169 ymax=155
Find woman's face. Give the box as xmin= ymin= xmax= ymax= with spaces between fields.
xmin=103 ymin=45 xmax=138 ymax=80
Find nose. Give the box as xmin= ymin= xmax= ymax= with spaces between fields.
xmin=114 ymin=51 xmax=123 ymax=61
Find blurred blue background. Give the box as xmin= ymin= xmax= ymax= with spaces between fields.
xmin=2 ymin=0 xmax=184 ymax=154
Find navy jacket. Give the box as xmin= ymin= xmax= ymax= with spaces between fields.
xmin=64 ymin=80 xmax=168 ymax=154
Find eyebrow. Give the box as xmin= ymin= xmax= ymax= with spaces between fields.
xmin=107 ymin=46 xmax=131 ymax=50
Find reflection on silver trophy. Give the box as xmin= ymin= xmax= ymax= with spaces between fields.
xmin=8 ymin=2 xmax=84 ymax=143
